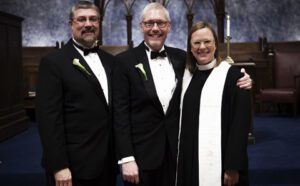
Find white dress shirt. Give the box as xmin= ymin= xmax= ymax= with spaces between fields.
xmin=146 ymin=44 xmax=177 ymax=114
xmin=73 ymin=39 xmax=109 ymax=104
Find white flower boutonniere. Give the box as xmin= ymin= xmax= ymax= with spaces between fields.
xmin=72 ymin=58 xmax=91 ymax=76
xmin=135 ymin=63 xmax=147 ymax=80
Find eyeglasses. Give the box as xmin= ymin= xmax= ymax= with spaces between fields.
xmin=142 ymin=21 xmax=169 ymax=28
xmin=191 ymin=39 xmax=215 ymax=48
xmin=73 ymin=16 xmax=99 ymax=25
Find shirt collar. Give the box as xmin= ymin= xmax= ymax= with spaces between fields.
xmin=196 ymin=59 xmax=217 ymax=71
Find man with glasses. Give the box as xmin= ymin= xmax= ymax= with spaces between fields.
xmin=36 ymin=1 xmax=116 ymax=186
xmin=113 ymin=2 xmax=252 ymax=186
xmin=113 ymin=4 xmax=184 ymax=186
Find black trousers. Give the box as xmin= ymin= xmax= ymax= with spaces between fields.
xmin=45 ymin=170 xmax=116 ymax=186
xmin=124 ymin=142 xmax=175 ymax=186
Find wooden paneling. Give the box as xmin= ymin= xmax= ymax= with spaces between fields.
xmin=221 ymin=41 xmax=300 ymax=115
xmin=269 ymin=41 xmax=300 ymax=52
xmin=0 ymin=11 xmax=29 ymax=141
xmin=100 ymin=45 xmax=129 ymax=56
xmin=219 ymin=42 xmax=270 ymax=99
xmin=22 ymin=41 xmax=300 ymax=115
xmin=22 ymin=47 xmax=56 ymax=121
xmin=22 ymin=47 xmax=56 ymax=97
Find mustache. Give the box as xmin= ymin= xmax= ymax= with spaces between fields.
xmin=82 ymin=27 xmax=96 ymax=34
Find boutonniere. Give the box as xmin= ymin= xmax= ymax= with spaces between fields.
xmin=72 ymin=58 xmax=91 ymax=76
xmin=135 ymin=63 xmax=147 ymax=80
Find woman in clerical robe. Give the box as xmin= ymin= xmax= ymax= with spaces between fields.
xmin=175 ymin=21 xmax=250 ymax=186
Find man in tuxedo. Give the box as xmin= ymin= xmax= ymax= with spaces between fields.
xmin=36 ymin=1 xmax=116 ymax=186
xmin=113 ymin=2 xmax=252 ymax=186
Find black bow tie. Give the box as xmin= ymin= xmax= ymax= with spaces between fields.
xmin=143 ymin=43 xmax=167 ymax=59
xmin=73 ymin=41 xmax=98 ymax=56
xmin=82 ymin=47 xmax=98 ymax=56
xmin=150 ymin=50 xmax=167 ymax=59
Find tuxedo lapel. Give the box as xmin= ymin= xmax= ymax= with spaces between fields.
xmin=165 ymin=46 xmax=182 ymax=81
xmin=135 ymin=43 xmax=164 ymax=114
xmin=65 ymin=40 xmax=108 ymax=109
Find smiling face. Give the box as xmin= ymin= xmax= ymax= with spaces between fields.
xmin=190 ymin=27 xmax=216 ymax=65
xmin=70 ymin=8 xmax=99 ymax=48
xmin=140 ymin=8 xmax=170 ymax=51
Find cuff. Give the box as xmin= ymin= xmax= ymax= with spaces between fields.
xmin=118 ymin=156 xmax=135 ymax=165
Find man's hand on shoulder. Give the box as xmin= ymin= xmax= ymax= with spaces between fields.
xmin=121 ymin=161 xmax=139 ymax=184
xmin=54 ymin=168 xmax=72 ymax=186
xmin=237 ymin=68 xmax=252 ymax=89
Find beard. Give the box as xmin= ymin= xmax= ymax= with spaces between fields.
xmin=83 ymin=36 xmax=96 ymax=46
xmin=80 ymin=30 xmax=98 ymax=47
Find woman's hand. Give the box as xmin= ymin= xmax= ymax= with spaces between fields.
xmin=224 ymin=169 xmax=239 ymax=186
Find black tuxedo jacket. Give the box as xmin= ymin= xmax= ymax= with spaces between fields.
xmin=113 ymin=42 xmax=186 ymax=170
xmin=36 ymin=39 xmax=116 ymax=179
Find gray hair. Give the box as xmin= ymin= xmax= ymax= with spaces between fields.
xmin=139 ymin=2 xmax=171 ymax=23
xmin=69 ymin=0 xmax=100 ymax=21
